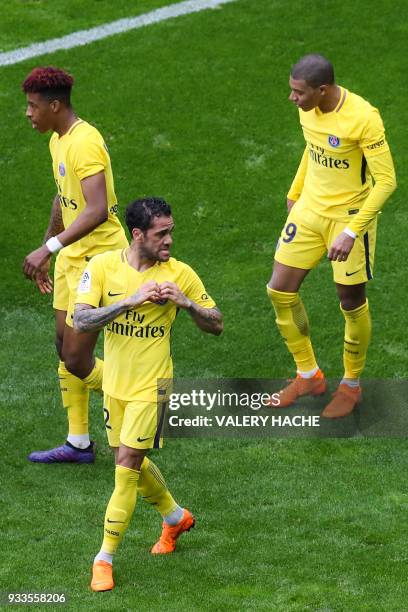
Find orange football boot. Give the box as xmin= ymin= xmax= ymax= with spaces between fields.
xmin=151 ymin=509 xmax=195 ymax=554
xmin=321 ymin=383 xmax=362 ymax=418
xmin=90 ymin=561 xmax=114 ymax=592
xmin=268 ymin=369 xmax=327 ymax=408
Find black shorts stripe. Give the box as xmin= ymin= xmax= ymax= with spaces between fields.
xmin=361 ymin=155 xmax=367 ymax=184
xmin=363 ymin=232 xmax=372 ymax=280
xmin=153 ymin=401 xmax=167 ymax=449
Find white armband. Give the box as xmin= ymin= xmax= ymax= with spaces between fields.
xmin=344 ymin=227 xmax=357 ymax=239
xmin=45 ymin=236 xmax=64 ymax=253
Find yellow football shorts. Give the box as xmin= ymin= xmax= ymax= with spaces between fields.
xmin=103 ymin=395 xmax=167 ymax=449
xmin=53 ymin=253 xmax=88 ymax=327
xmin=275 ymin=202 xmax=376 ymax=285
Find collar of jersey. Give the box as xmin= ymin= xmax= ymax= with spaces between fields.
xmin=122 ymin=248 xmax=162 ymax=274
xmin=58 ymin=118 xmax=84 ymax=139
xmin=315 ymin=86 xmax=347 ymax=116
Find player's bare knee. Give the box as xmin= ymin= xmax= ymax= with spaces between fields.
xmin=268 ymin=274 xmax=286 ymax=292
xmin=62 ymin=339 xmax=94 ymax=377
xmin=336 ymin=283 xmax=366 ymax=311
xmin=269 ymin=262 xmax=308 ymax=293
xmin=117 ymin=445 xmax=146 ymax=471
xmin=340 ymin=296 xmax=366 ymax=311
xmin=63 ymin=352 xmax=86 ymax=378
xmin=269 ymin=268 xmax=285 ymax=291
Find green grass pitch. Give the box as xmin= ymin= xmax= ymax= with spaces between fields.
xmin=1 ymin=0 xmax=408 ymax=609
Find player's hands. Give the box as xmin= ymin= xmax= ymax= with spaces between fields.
xmin=33 ymin=260 xmax=53 ymax=295
xmin=287 ymin=198 xmax=296 ymax=212
xmin=158 ymin=282 xmax=191 ymax=308
xmin=328 ymin=232 xmax=355 ymax=262
xmin=126 ymin=281 xmax=161 ymax=307
xmin=23 ymin=245 xmax=52 ymax=279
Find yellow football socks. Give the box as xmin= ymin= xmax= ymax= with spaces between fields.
xmin=102 ymin=465 xmax=140 ymax=555
xmin=58 ymin=361 xmax=89 ymax=436
xmin=267 ymin=287 xmax=318 ymax=373
xmin=83 ymin=357 xmax=104 ymax=395
xmin=341 ymin=300 xmax=371 ymax=379
xmin=59 ymin=358 xmax=103 ymax=444
xmin=138 ymin=457 xmax=178 ymax=517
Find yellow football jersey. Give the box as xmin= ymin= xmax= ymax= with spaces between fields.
xmin=75 ymin=250 xmax=216 ymax=402
xmin=287 ymin=87 xmax=394 ymax=229
xmin=49 ymin=119 xmax=128 ymax=264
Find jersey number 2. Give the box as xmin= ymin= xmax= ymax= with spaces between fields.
xmin=104 ymin=408 xmax=112 ymax=430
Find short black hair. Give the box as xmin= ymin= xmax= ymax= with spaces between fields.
xmin=125 ymin=197 xmax=172 ymax=234
xmin=291 ymin=54 xmax=335 ymax=88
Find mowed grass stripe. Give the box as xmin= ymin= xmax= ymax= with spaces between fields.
xmin=0 ymin=0 xmax=236 ymax=66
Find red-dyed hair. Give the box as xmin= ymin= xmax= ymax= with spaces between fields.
xmin=22 ymin=66 xmax=74 ymax=105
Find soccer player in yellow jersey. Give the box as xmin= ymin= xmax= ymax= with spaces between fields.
xmin=22 ymin=67 xmax=128 ymax=462
xmin=73 ymin=197 xmax=223 ymax=591
xmin=267 ymin=54 xmax=397 ymax=417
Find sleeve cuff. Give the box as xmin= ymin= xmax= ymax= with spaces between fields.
xmin=287 ymin=191 xmax=298 ymax=202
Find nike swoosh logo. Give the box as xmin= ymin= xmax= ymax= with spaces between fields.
xmin=345 ymin=270 xmax=360 ymax=276
xmin=108 ymin=291 xmax=125 ymax=296
xmin=107 ymin=518 xmax=125 ymax=524
xmin=137 ymin=436 xmax=152 ymax=442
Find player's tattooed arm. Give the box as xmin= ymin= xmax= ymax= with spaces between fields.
xmin=74 ymin=281 xmax=161 ymax=333
xmin=74 ymin=302 xmax=130 ymax=333
xmin=43 ymin=195 xmax=64 ymax=242
xmin=186 ymin=303 xmax=223 ymax=336
xmin=158 ymin=281 xmax=223 ymax=335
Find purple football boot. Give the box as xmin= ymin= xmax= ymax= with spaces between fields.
xmin=28 ymin=441 xmax=95 ymax=464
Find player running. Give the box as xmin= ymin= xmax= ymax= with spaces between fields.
xmin=267 ymin=54 xmax=396 ymax=417
xmin=73 ymin=197 xmax=223 ymax=591
xmin=22 ymin=67 xmax=128 ymax=462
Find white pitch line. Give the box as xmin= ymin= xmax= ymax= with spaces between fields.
xmin=0 ymin=0 xmax=235 ymax=67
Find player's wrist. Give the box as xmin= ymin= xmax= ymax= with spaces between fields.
xmin=122 ymin=296 xmax=139 ymax=309
xmin=45 ymin=236 xmax=63 ymax=253
xmin=344 ymin=227 xmax=357 ymax=239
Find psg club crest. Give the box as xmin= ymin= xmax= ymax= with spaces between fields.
xmin=328 ymin=135 xmax=340 ymax=148
xmin=59 ymin=162 xmax=66 ymax=176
